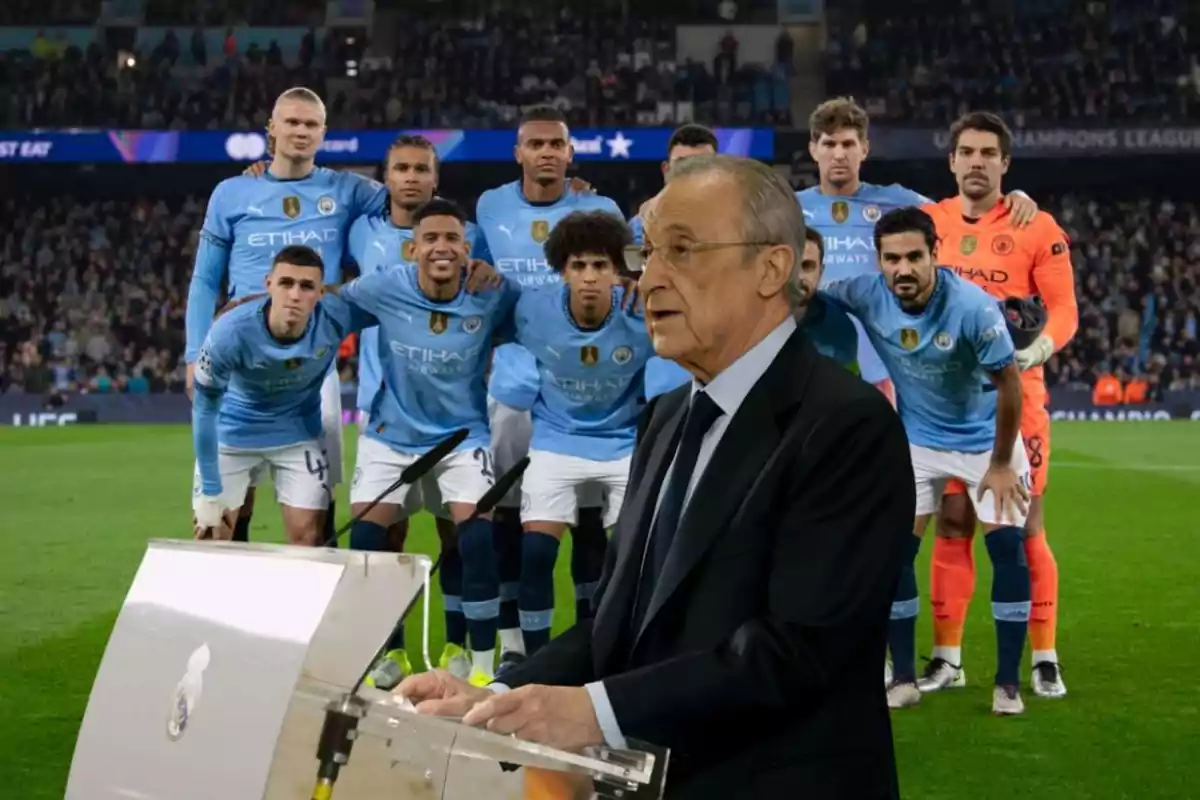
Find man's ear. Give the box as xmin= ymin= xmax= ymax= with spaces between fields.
xmin=757 ymin=245 xmax=795 ymax=300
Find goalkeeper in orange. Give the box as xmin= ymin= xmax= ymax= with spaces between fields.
xmin=918 ymin=111 xmax=1077 ymax=700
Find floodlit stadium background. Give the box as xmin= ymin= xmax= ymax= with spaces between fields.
xmin=1 ymin=2 xmax=1198 ymax=797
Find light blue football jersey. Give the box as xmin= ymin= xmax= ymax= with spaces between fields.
xmin=644 ymin=357 xmax=692 ymax=399
xmin=191 ymin=294 xmax=368 ymax=495
xmin=796 ymin=181 xmax=931 ymax=384
xmin=822 ymin=268 xmax=1016 ymax=453
xmin=185 ymin=167 xmax=387 ymax=361
xmin=347 ymin=213 xmax=491 ymax=413
xmin=512 ymin=284 xmax=650 ymax=461
xmin=475 ymin=181 xmax=624 ymax=408
xmin=339 ymin=265 xmax=519 ymax=455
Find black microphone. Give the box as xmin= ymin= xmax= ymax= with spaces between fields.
xmin=322 ymin=427 xmax=469 ymax=548
xmin=348 ymin=456 xmax=531 ymax=695
xmin=471 ymin=455 xmax=531 ymax=521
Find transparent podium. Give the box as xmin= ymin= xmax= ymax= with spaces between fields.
xmin=66 ymin=538 xmax=668 ymax=800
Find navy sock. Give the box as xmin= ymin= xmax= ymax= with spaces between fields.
xmin=888 ymin=535 xmax=922 ymax=682
xmin=985 ymin=526 xmax=1031 ymax=687
xmin=494 ymin=507 xmax=523 ymax=633
xmin=324 ymin=500 xmax=337 ymax=547
xmin=571 ymin=507 xmax=607 ymax=622
xmin=384 ymin=620 xmax=406 ymax=652
xmin=232 ymin=515 xmax=250 ymax=543
xmin=520 ymin=531 xmax=560 ymax=655
xmin=440 ymin=546 xmax=466 ymax=647
xmin=349 ymin=520 xmax=388 ymax=552
xmin=458 ymin=518 xmax=499 ymax=654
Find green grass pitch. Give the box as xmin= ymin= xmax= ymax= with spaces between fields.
xmin=1 ymin=422 xmax=1198 ymax=799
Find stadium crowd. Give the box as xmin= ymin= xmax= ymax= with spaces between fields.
xmin=0 ymin=8 xmax=790 ymax=129
xmin=825 ymin=0 xmax=1200 ymax=124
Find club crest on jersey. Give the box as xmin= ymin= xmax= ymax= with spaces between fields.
xmin=899 ymin=328 xmax=919 ymax=350
xmin=580 ymin=345 xmax=600 ymax=366
xmin=462 ymin=316 xmax=483 ymax=334
xmin=401 ymin=239 xmax=417 ymax=261
xmin=959 ymin=235 xmax=978 ymax=255
xmin=317 ymin=196 xmax=336 ymax=215
xmin=933 ymin=332 xmax=954 ymax=351
xmin=862 ymin=204 xmax=881 ymax=222
xmin=612 ymin=346 xmax=633 ymax=365
xmin=283 ymin=357 xmax=304 ymax=370
xmin=832 ymin=201 xmax=849 ymax=224
xmin=531 ymin=220 xmax=550 ymax=243
xmin=991 ymin=234 xmax=1015 ymax=256
xmin=282 ymin=196 xmax=301 ymax=218
xmin=429 ymin=311 xmax=449 ymax=334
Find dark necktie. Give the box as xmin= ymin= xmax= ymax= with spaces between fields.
xmin=632 ymin=390 xmax=723 ymax=627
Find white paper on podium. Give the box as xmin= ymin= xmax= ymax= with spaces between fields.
xmin=66 ymin=539 xmax=429 ymax=800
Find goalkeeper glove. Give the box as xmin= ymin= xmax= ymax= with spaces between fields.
xmin=1015 ymin=334 xmax=1054 ymax=371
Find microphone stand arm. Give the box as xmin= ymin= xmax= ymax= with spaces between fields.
xmin=310 ymin=693 xmax=369 ymax=800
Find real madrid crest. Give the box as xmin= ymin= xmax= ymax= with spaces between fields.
xmin=960 ymin=235 xmax=977 ymax=255
xmin=167 ymin=644 xmax=210 ymax=743
xmin=317 ymin=196 xmax=336 ymax=215
xmin=282 ymin=196 xmax=301 ymax=219
xmin=531 ymin=219 xmax=550 ymax=243
xmin=580 ymin=345 xmax=599 ymax=366
xmin=832 ymin=201 xmax=850 ymax=224
xmin=462 ymin=316 xmax=483 ymax=334
xmin=933 ymin=332 xmax=954 ymax=351
xmin=899 ymin=328 xmax=919 ymax=350
xmin=429 ymin=311 xmax=449 ymax=334
xmin=863 ymin=204 xmax=881 ymax=222
xmin=612 ymin=346 xmax=633 ymax=365
xmin=401 ymin=239 xmax=417 ymax=262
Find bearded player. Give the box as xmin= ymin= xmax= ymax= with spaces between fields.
xmin=186 ymin=87 xmax=387 ymax=545
xmin=474 ymin=105 xmax=624 ymax=668
xmin=917 ymin=112 xmax=1076 ymax=700
xmin=795 ymin=97 xmax=1038 ymax=406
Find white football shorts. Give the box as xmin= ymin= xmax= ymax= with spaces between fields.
xmin=521 ymin=449 xmax=631 ymax=529
xmin=354 ymin=420 xmax=448 ymax=521
xmin=911 ymin=439 xmax=1031 ymax=526
xmin=248 ymin=367 xmax=343 ymax=491
xmin=192 ymin=441 xmax=331 ymax=514
xmin=487 ymin=395 xmax=607 ymax=512
xmin=351 ymin=434 xmax=494 ymax=514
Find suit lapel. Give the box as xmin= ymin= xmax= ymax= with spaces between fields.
xmin=592 ymin=388 xmax=689 ymax=664
xmin=634 ymin=329 xmax=817 ymax=647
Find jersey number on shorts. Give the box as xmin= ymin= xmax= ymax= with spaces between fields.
xmin=305 ymin=450 xmax=329 ymax=483
xmin=473 ymin=447 xmax=495 ymax=484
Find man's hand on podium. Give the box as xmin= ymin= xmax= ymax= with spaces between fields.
xmin=461 ymin=684 xmax=604 ymax=753
xmin=395 ymin=669 xmax=492 ymax=718
xmin=396 ymin=672 xmax=604 ymax=753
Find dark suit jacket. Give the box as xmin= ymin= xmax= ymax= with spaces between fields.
xmin=500 ymin=327 xmax=916 ymax=799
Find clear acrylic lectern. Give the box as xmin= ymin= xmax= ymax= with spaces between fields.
xmin=65 ymin=538 xmax=668 ymax=799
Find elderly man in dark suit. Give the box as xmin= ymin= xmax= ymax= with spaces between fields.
xmin=398 ymin=153 xmax=915 ymax=799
